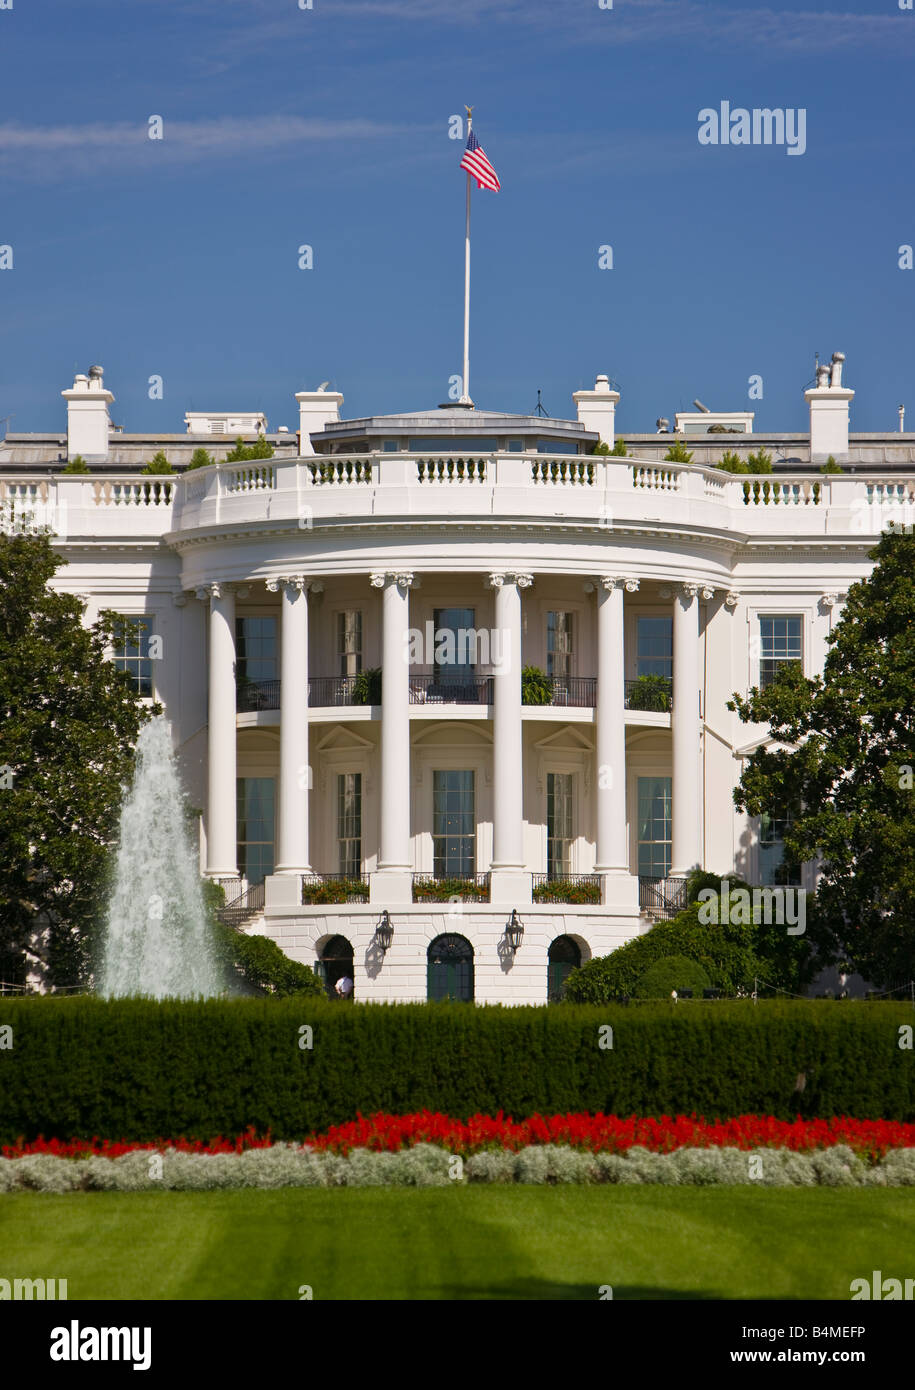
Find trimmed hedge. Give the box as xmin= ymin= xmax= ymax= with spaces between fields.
xmin=0 ymin=999 xmax=913 ymax=1142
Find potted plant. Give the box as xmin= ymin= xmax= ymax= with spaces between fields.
xmin=627 ymin=673 xmax=672 ymax=712
xmin=521 ymin=665 xmax=553 ymax=705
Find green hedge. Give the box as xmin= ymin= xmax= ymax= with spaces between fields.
xmin=0 ymin=999 xmax=913 ymax=1142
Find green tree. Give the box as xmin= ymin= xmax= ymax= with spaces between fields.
xmin=590 ymin=440 xmax=611 ymax=456
xmin=728 ymin=528 xmax=915 ymax=987
xmin=746 ymin=449 xmax=774 ymax=474
xmin=610 ymin=437 xmax=628 ymax=456
xmin=141 ymin=450 xmax=174 ymax=475
xmin=61 ymin=455 xmax=90 ymax=475
xmin=186 ymin=447 xmax=215 ymax=471
xmin=225 ymin=435 xmax=274 ymax=462
xmin=820 ymin=455 xmax=843 ymax=474
xmin=0 ymin=533 xmax=151 ymax=988
xmin=663 ymin=440 xmax=694 ymax=464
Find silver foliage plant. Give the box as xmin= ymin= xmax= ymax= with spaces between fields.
xmin=2 ymin=1143 xmax=915 ymax=1192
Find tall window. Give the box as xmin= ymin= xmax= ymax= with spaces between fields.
xmin=547 ymin=612 xmax=574 ymax=679
xmin=637 ymin=776 xmax=672 ymax=877
xmin=433 ymin=770 xmax=475 ymax=878
xmin=759 ymin=615 xmax=802 ymax=689
xmin=759 ymin=810 xmax=801 ymax=886
xmin=112 ymin=616 xmax=154 ymax=697
xmin=547 ymin=772 xmax=573 ymax=877
xmin=337 ymin=773 xmax=362 ymax=878
xmin=236 ymin=616 xmax=277 ymax=681
xmin=637 ymin=616 xmax=673 ymax=680
xmin=337 ymin=611 xmax=363 ymax=677
xmin=548 ymin=936 xmax=582 ymax=1002
xmin=433 ymin=608 xmax=476 ymax=676
xmin=236 ymin=777 xmax=275 ymax=884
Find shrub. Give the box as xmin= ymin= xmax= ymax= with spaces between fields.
xmin=590 ymin=440 xmax=610 ymax=455
xmin=186 ymin=448 xmax=215 ymax=471
xmin=301 ymin=878 xmax=369 ymax=905
xmin=521 ymin=666 xmax=553 ymax=705
xmin=224 ymin=435 xmax=274 ymax=462
xmin=532 ymin=879 xmax=601 ymax=905
xmin=1 ymin=998 xmax=914 ymax=1143
xmin=626 ymin=673 xmax=671 ymax=712
xmin=635 ymin=955 xmax=711 ymax=999
xmin=214 ymin=928 xmax=324 ymax=998
xmin=141 ymin=450 xmax=174 ymax=475
xmin=412 ymin=877 xmax=488 ymax=902
xmin=351 ymin=668 xmax=382 ymax=705
xmin=663 ymin=440 xmax=694 ymax=464
xmin=610 ymin=438 xmax=628 ymax=456
xmin=60 ymin=455 xmax=90 ymax=474
xmin=715 ymin=450 xmax=748 ymax=475
xmin=746 ymin=449 xmax=773 ymax=474
xmin=820 ymin=454 xmax=843 ymax=474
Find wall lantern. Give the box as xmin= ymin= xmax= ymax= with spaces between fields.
xmin=506 ymin=909 xmax=524 ymax=953
xmin=375 ymin=909 xmax=394 ymax=953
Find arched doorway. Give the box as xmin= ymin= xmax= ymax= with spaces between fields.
xmin=548 ymin=935 xmax=582 ymax=1002
xmin=318 ymin=935 xmax=354 ymax=1000
xmin=427 ymin=934 xmax=474 ymax=1002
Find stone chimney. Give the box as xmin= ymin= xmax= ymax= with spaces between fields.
xmin=572 ymin=374 xmax=620 ymax=448
xmin=804 ymin=352 xmax=853 ymax=462
xmin=295 ymin=386 xmax=343 ymax=456
xmin=62 ymin=365 xmax=114 ymax=462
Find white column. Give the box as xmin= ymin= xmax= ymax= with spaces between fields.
xmin=200 ymin=582 xmax=238 ymax=878
xmin=270 ymin=575 xmax=314 ymax=874
xmin=370 ymin=570 xmax=414 ymax=904
xmin=595 ymin=577 xmax=633 ymax=873
xmin=489 ymin=572 xmax=532 ymax=903
xmin=671 ymin=582 xmax=701 ymax=876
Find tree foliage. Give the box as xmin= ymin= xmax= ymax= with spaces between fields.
xmin=187 ymin=447 xmax=215 ymax=471
xmin=0 ymin=533 xmax=151 ymax=987
xmin=663 ymin=440 xmax=694 ymax=464
xmin=141 ymin=450 xmax=174 ymax=475
xmin=729 ymin=528 xmax=915 ymax=987
xmin=224 ymin=435 xmax=274 ymax=462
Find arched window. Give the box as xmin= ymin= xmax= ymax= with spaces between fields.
xmin=548 ymin=935 xmax=582 ymax=1002
xmin=427 ymin=934 xmax=474 ymax=1003
xmin=318 ymin=935 xmax=354 ymax=1000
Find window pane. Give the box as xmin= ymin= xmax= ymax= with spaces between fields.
xmin=112 ymin=615 xmax=153 ymax=697
xmin=433 ymin=609 xmax=476 ymax=675
xmin=637 ymin=776 xmax=671 ymax=877
xmin=236 ymin=777 xmax=275 ymax=884
xmin=432 ymin=770 xmax=475 ymax=877
xmin=337 ymin=611 xmax=363 ymax=677
xmin=759 ymin=616 xmax=802 ymax=689
xmin=637 ymin=616 xmax=673 ymax=680
xmin=759 ymin=809 xmax=801 ymax=886
xmin=547 ymin=612 xmax=574 ymax=679
xmin=236 ymin=616 xmax=277 ymax=682
xmin=337 ymin=772 xmax=362 ymax=877
xmin=547 ymin=772 xmax=573 ymax=876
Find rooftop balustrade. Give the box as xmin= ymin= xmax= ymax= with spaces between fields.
xmin=3 ymin=455 xmax=915 ymax=545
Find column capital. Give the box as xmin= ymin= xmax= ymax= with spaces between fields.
xmin=266 ymin=574 xmax=318 ymax=594
xmin=370 ymin=571 xmax=415 ymax=590
xmin=195 ymin=582 xmax=247 ymax=602
xmin=488 ymin=572 xmax=534 ymax=589
xmin=596 ymin=576 xmax=639 ymax=593
xmin=700 ymin=585 xmax=715 ymax=601
xmin=819 ymin=591 xmax=842 ymax=610
xmin=724 ymin=591 xmax=740 ymax=609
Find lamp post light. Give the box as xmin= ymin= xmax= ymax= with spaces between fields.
xmin=375 ymin=909 xmax=394 ymax=953
xmin=506 ymin=908 xmax=524 ymax=954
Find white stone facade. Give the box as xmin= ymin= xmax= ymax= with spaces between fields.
xmin=3 ymin=359 xmax=913 ymax=1003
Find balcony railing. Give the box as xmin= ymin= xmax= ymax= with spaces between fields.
xmin=301 ymin=874 xmax=370 ymax=904
xmin=639 ymin=875 xmax=688 ymax=919
xmin=409 ymin=673 xmax=494 ymax=705
xmin=237 ymin=678 xmax=281 ymax=712
xmin=412 ymin=873 xmax=491 ymax=902
xmin=531 ymin=873 xmax=603 ymax=904
xmin=522 ymin=675 xmax=597 ymax=708
xmin=217 ymin=880 xmax=266 ymax=927
xmin=308 ymin=675 xmax=371 ymax=707
xmin=624 ymin=677 xmax=673 ymax=712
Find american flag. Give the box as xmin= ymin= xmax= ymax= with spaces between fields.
xmin=460 ymin=129 xmax=501 ymax=191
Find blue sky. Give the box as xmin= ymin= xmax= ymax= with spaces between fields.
xmin=1 ymin=0 xmax=913 ymax=436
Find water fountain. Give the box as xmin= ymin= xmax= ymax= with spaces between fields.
xmin=101 ymin=715 xmax=223 ymax=999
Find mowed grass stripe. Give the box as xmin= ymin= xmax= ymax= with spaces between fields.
xmin=1 ymin=1189 xmax=913 ymax=1300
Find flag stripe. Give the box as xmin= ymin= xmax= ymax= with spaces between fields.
xmin=460 ymin=129 xmax=500 ymax=190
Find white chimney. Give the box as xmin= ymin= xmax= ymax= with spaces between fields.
xmin=295 ymin=386 xmax=343 ymax=456
xmin=804 ymin=352 xmax=853 ymax=462
xmin=62 ymin=366 xmax=114 ymax=462
xmin=572 ymin=374 xmax=620 ymax=448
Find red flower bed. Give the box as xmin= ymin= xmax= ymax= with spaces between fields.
xmin=3 ymin=1114 xmax=915 ymax=1162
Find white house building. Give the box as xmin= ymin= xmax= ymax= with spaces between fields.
xmin=3 ymin=356 xmax=913 ymax=1003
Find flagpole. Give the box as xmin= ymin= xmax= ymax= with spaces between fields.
xmin=461 ymin=106 xmax=473 ymax=406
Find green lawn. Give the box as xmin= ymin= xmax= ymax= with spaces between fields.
xmin=3 ymin=1188 xmax=914 ymax=1300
